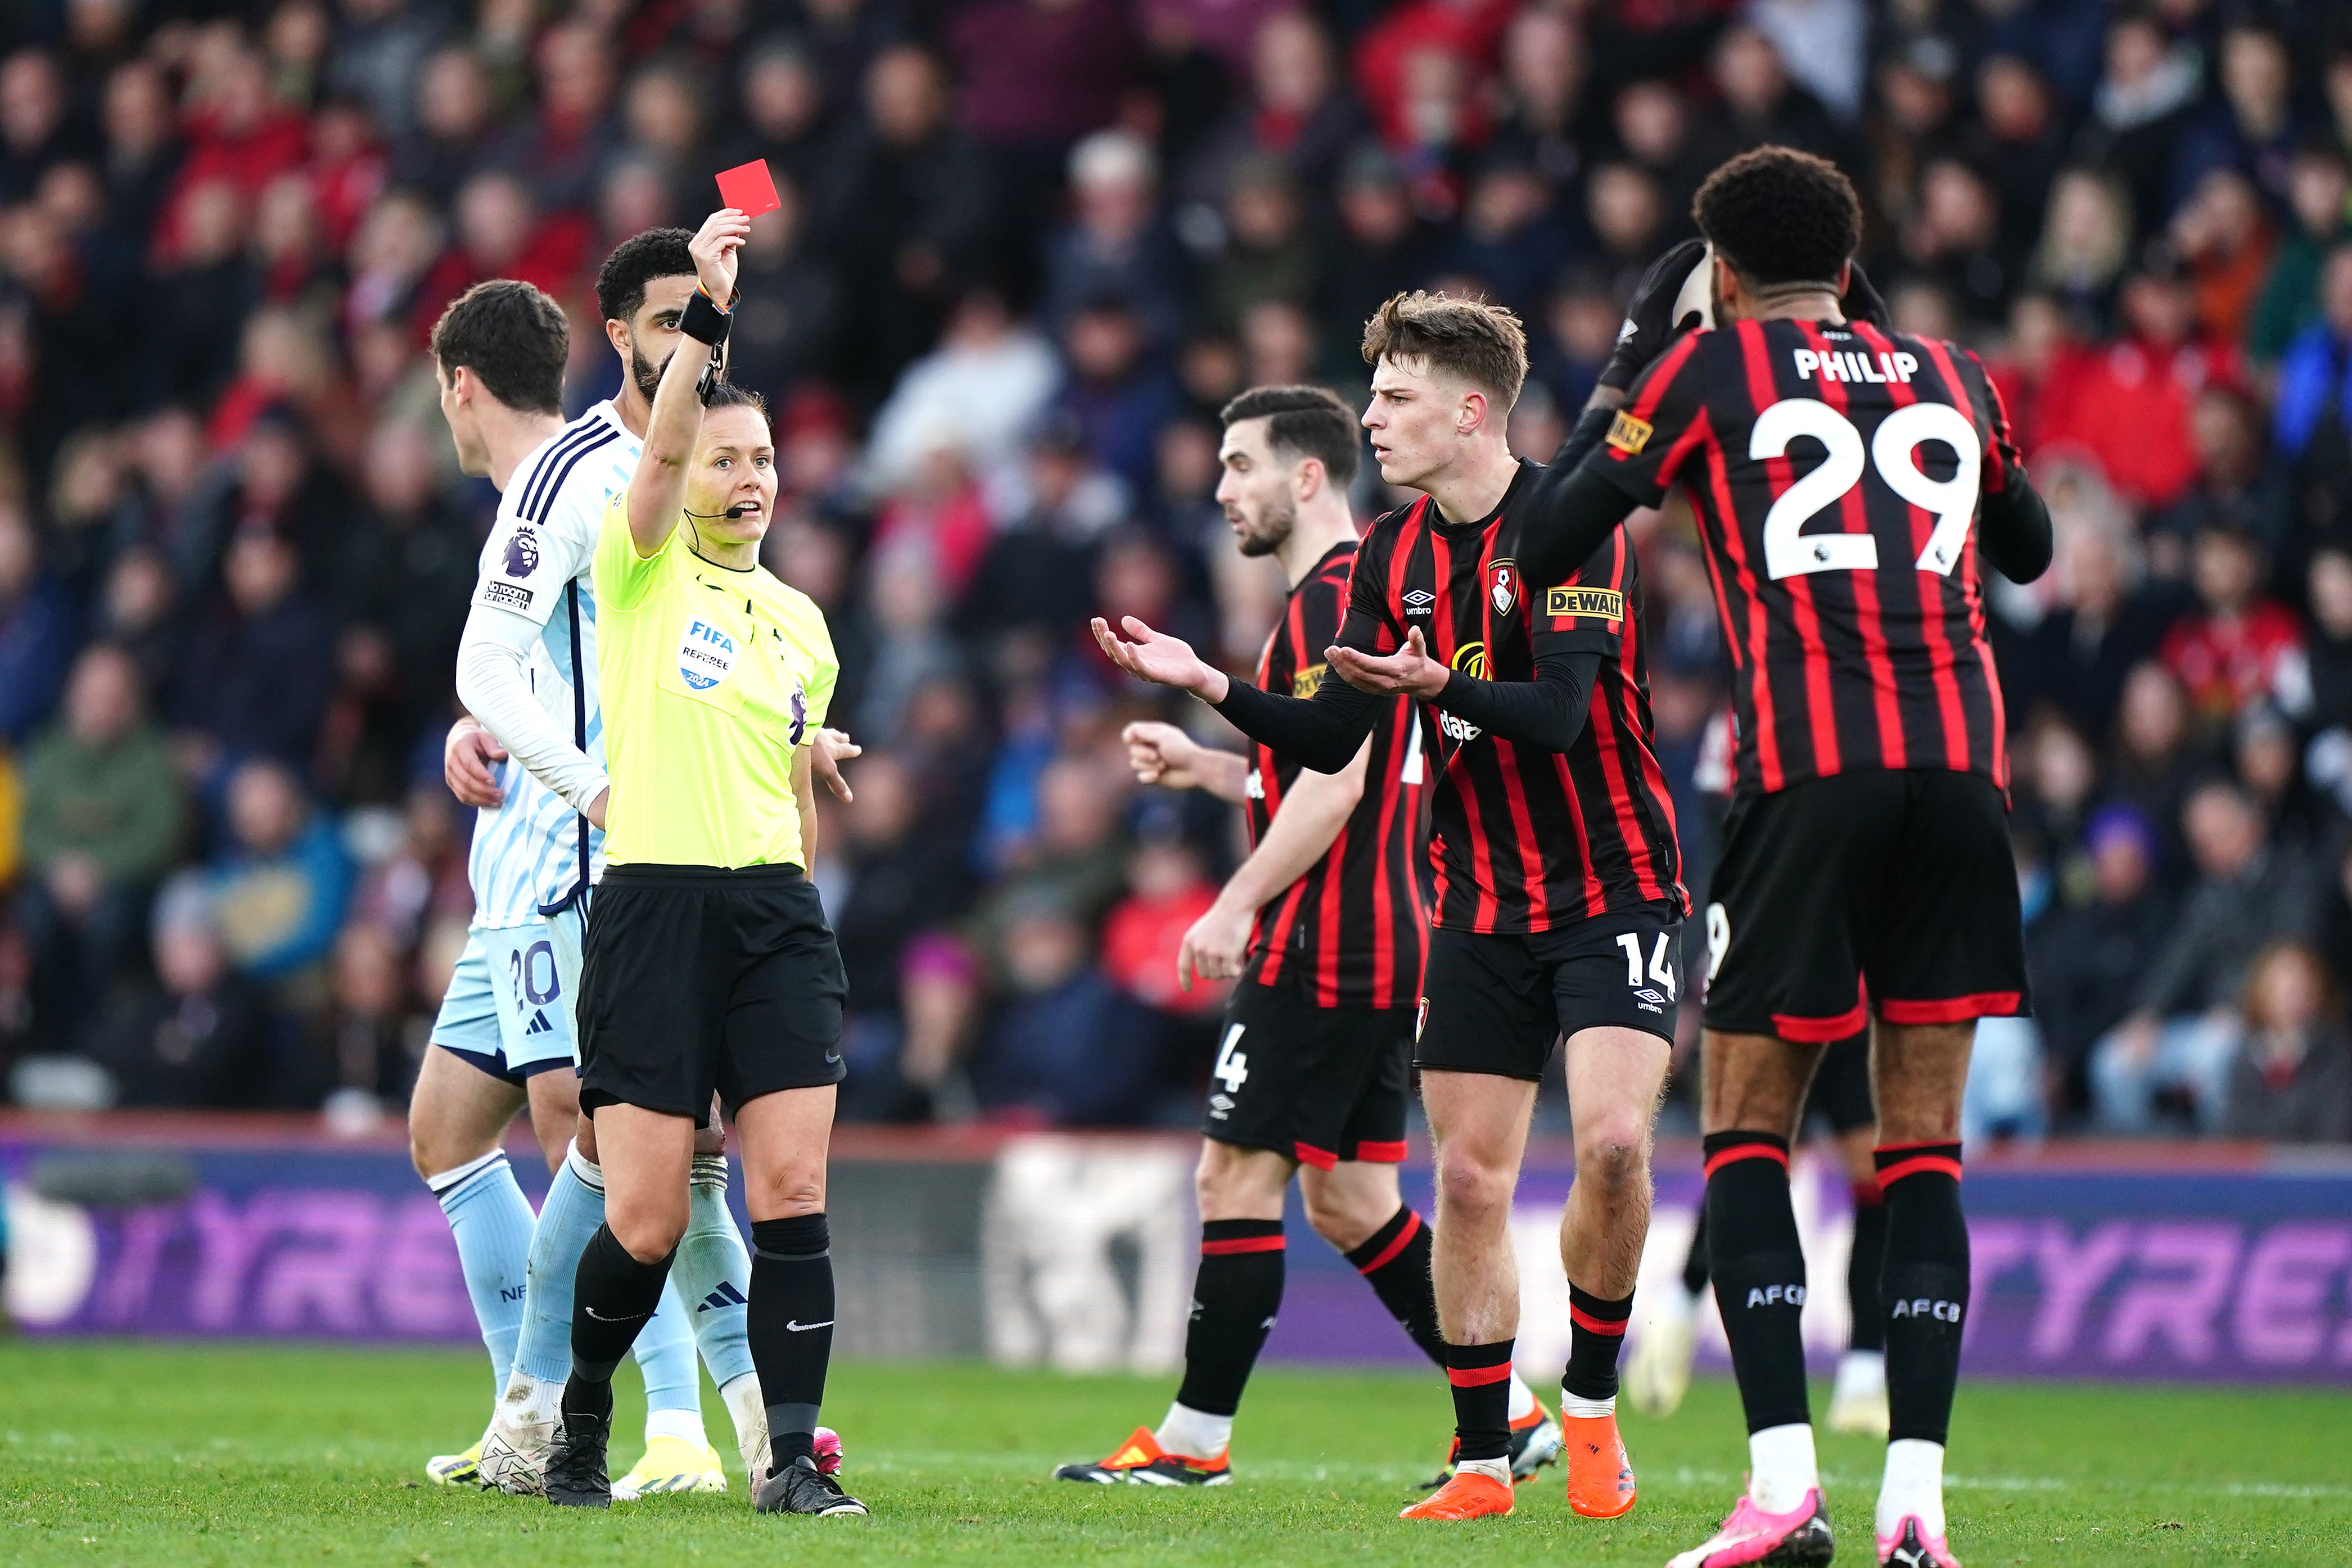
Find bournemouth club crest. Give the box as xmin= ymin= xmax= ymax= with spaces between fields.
xmin=1490 ymin=560 xmax=1516 ymax=616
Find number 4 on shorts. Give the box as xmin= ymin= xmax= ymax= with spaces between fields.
xmin=1615 ymin=932 xmax=1677 ymax=1000
xmin=1213 ymin=1023 xmax=1250 ymax=1092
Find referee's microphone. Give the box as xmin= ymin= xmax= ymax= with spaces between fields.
xmin=685 ymin=501 xmax=761 ymax=521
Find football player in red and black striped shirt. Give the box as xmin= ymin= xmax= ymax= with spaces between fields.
xmin=1056 ymin=387 xmax=1558 ymax=1489
xmin=1514 ymin=149 xmax=2055 ymax=1568
xmin=1095 ymin=297 xmax=1689 ymax=1525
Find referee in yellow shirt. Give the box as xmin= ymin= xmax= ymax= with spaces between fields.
xmin=545 ymin=207 xmax=863 ymax=1518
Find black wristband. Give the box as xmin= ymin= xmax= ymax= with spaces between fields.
xmin=680 ymin=288 xmax=732 ymax=346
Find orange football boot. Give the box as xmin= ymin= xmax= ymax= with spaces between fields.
xmin=1419 ymin=1400 xmax=1565 ymax=1490
xmin=1053 ymin=1426 xmax=1231 ymax=1486
xmin=1399 ymin=1467 xmax=1515 ymax=1520
xmin=1560 ymin=1411 xmax=1637 ymax=1518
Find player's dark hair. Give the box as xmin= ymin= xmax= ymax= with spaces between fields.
xmin=1360 ymin=291 xmax=1528 ymax=410
xmin=429 ymin=279 xmax=567 ymax=414
xmin=1694 ymin=146 xmax=1863 ymax=289
xmin=1220 ymin=384 xmax=1359 ymax=487
xmin=595 ymin=227 xmax=696 ymax=324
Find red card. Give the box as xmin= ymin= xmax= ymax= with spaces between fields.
xmin=714 ymin=159 xmax=781 ymax=217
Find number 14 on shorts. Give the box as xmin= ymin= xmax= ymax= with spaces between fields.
xmin=1616 ymin=932 xmax=1677 ymax=1004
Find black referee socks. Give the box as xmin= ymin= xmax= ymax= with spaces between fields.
xmin=1344 ymin=1207 xmax=1448 ymax=1367
xmin=1703 ymin=1131 xmax=1812 ymax=1434
xmin=1877 ymin=1142 xmax=1968 ymax=1445
xmin=750 ymin=1213 xmax=835 ymax=1470
xmin=1174 ymin=1219 xmax=1286 ymax=1419
xmin=571 ymin=1222 xmax=674 ymax=1382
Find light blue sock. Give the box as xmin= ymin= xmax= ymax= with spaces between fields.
xmin=515 ymin=1141 xmax=606 ymax=1386
xmin=427 ymin=1150 xmax=537 ymax=1400
xmin=635 ymin=1280 xmax=702 ymax=1416
xmin=675 ymin=1155 xmax=757 ymax=1389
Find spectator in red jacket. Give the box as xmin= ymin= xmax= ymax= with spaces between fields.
xmin=2160 ymin=521 xmax=2305 ymax=726
xmin=411 ymin=170 xmax=589 ymax=332
xmin=2038 ymin=254 xmax=2240 ymax=510
xmin=1352 ymin=0 xmax=1512 ymax=154
xmin=157 ymin=41 xmax=308 ymax=264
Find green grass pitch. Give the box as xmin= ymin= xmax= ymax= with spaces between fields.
xmin=1 ymin=1342 xmax=2345 ymax=1566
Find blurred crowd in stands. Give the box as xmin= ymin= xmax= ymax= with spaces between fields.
xmin=4 ymin=0 xmax=2352 ymax=1145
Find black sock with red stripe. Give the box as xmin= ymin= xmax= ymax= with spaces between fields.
xmin=1703 ymin=1131 xmax=1812 ymax=1433
xmin=1445 ymin=1340 xmax=1517 ymax=1462
xmin=1876 ymin=1142 xmax=1967 ymax=1444
xmin=1563 ymin=1285 xmax=1634 ymax=1401
xmin=1172 ymin=1219 xmax=1286 ymax=1420
xmin=1848 ymin=1178 xmax=1888 ymax=1353
xmin=1344 ymin=1207 xmax=1446 ymax=1367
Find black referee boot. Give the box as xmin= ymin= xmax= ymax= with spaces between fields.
xmin=544 ymin=1379 xmax=613 ymax=1508
xmin=754 ymin=1454 xmax=868 ymax=1516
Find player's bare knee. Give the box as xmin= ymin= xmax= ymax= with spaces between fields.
xmin=607 ymin=1199 xmax=686 ymax=1263
xmin=1435 ymin=1149 xmax=1513 ymax=1225
xmin=408 ymin=1114 xmax=487 ymax=1181
xmin=1576 ymin=1131 xmax=1647 ymax=1195
xmin=748 ymin=1164 xmax=827 ymax=1218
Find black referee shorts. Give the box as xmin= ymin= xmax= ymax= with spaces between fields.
xmin=577 ymin=863 xmax=847 ymax=1120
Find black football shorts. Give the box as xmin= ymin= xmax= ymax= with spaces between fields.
xmin=1704 ymin=769 xmax=2029 ymax=1042
xmin=1414 ymin=904 xmax=1683 ymax=1081
xmin=577 ymin=863 xmax=847 ymax=1120
xmin=1203 ymin=978 xmax=1413 ymax=1168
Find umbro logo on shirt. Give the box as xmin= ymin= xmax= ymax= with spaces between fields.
xmin=1402 ymin=589 xmax=1436 ymax=616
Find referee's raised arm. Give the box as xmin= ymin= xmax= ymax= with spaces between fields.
xmin=626 ymin=206 xmax=750 ymax=557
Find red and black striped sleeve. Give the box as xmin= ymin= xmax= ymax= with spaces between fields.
xmin=1293 ymin=553 xmax=1352 ymax=681
xmin=1533 ymin=526 xmax=1630 ymax=659
xmin=1592 ymin=329 xmax=1714 ymax=509
xmin=1511 ymin=337 xmax=1716 ymax=594
xmin=1211 ymin=530 xmax=1396 ymax=775
xmin=1338 ymin=514 xmax=1402 ymax=656
xmin=1956 ymin=347 xmax=2052 ymax=583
